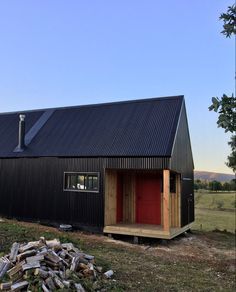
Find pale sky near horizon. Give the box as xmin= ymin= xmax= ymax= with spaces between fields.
xmin=0 ymin=1 xmax=234 ymax=174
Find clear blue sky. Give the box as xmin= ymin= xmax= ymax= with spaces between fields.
xmin=0 ymin=1 xmax=234 ymax=174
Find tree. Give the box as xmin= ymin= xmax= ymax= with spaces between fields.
xmin=209 ymin=4 xmax=236 ymax=173
xmin=226 ymin=135 xmax=236 ymax=172
xmin=220 ymin=4 xmax=236 ymax=37
xmin=209 ymin=180 xmax=222 ymax=192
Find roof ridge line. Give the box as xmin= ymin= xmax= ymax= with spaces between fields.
xmin=0 ymin=95 xmax=184 ymax=115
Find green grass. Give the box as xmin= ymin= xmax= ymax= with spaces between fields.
xmin=195 ymin=191 xmax=236 ymax=210
xmin=193 ymin=191 xmax=236 ymax=233
xmin=0 ymin=219 xmax=235 ymax=291
xmin=192 ymin=208 xmax=236 ymax=233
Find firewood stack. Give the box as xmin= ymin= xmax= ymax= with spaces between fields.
xmin=0 ymin=237 xmax=113 ymax=291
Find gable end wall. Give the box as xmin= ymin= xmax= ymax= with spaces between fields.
xmin=170 ymin=102 xmax=194 ymax=226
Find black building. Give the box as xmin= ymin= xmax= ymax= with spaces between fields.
xmin=0 ymin=96 xmax=194 ymax=239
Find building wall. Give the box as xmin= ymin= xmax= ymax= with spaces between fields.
xmin=0 ymin=157 xmax=104 ymax=231
xmin=170 ymin=102 xmax=194 ymax=226
xmin=0 ymin=156 xmax=171 ymax=230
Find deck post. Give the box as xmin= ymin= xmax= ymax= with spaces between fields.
xmin=163 ymin=169 xmax=170 ymax=231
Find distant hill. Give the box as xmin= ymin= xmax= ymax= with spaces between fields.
xmin=194 ymin=171 xmax=235 ymax=182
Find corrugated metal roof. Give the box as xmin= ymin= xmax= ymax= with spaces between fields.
xmin=0 ymin=96 xmax=184 ymax=157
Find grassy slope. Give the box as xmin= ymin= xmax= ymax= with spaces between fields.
xmin=0 ymin=220 xmax=235 ymax=291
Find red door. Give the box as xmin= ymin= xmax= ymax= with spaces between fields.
xmin=136 ymin=174 xmax=161 ymax=225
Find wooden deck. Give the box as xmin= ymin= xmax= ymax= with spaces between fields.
xmin=103 ymin=223 xmax=191 ymax=239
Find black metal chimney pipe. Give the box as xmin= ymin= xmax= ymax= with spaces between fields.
xmin=17 ymin=114 xmax=25 ymax=151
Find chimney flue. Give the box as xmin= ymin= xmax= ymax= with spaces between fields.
xmin=17 ymin=114 xmax=26 ymax=151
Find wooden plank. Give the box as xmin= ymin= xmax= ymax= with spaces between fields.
xmin=104 ymin=224 xmax=171 ymax=239
xmin=123 ymin=174 xmax=135 ymax=223
xmin=163 ymin=169 xmax=170 ymax=231
xmin=176 ymin=174 xmax=181 ymax=227
xmin=104 ymin=170 xmax=117 ymax=225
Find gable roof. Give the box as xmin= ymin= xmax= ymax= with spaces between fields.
xmin=0 ymin=95 xmax=184 ymax=158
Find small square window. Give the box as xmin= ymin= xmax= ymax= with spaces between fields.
xmin=64 ymin=172 xmax=99 ymax=192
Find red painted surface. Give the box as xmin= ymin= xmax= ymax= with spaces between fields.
xmin=136 ymin=174 xmax=161 ymax=224
xmin=116 ymin=174 xmax=123 ymax=223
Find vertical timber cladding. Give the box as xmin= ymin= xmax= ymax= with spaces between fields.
xmin=122 ymin=173 xmax=136 ymax=223
xmin=104 ymin=170 xmax=117 ymax=225
xmin=170 ymin=174 xmax=181 ymax=228
xmin=105 ymin=171 xmax=136 ymax=225
xmin=163 ymin=170 xmax=170 ymax=231
xmin=0 ymin=157 xmax=104 ymax=229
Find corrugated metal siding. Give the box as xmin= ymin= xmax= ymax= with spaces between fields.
xmin=0 ymin=96 xmax=183 ymax=158
xmin=170 ymin=102 xmax=194 ymax=226
xmin=104 ymin=157 xmax=170 ymax=169
xmin=0 ymin=156 xmax=168 ymax=228
xmin=0 ymin=157 xmax=104 ymax=230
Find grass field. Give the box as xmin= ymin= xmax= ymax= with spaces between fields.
xmin=0 ymin=218 xmax=235 ymax=291
xmin=0 ymin=192 xmax=235 ymax=291
xmin=192 ymin=191 xmax=236 ymax=233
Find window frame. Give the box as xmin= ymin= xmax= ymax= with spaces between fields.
xmin=63 ymin=172 xmax=100 ymax=193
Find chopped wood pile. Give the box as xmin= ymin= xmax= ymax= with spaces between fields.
xmin=0 ymin=237 xmax=113 ymax=291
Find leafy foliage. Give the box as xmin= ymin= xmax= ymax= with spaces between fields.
xmin=209 ymin=94 xmax=236 ymax=133
xmin=220 ymin=4 xmax=236 ymax=37
xmin=209 ymin=4 xmax=236 ymax=172
xmin=226 ymin=135 xmax=236 ymax=172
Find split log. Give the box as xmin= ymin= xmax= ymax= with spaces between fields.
xmin=7 ymin=260 xmax=25 ymax=278
xmin=53 ymin=276 xmax=65 ymax=289
xmin=0 ymin=237 xmax=113 ymax=291
xmin=0 ymin=281 xmax=12 ymax=290
xmin=46 ymin=239 xmax=61 ymax=249
xmin=45 ymin=277 xmax=56 ymax=290
xmin=44 ymin=260 xmax=59 ymax=269
xmin=11 ymin=280 xmax=29 ymax=291
xmin=61 ymin=243 xmax=74 ymax=251
xmin=26 ymin=254 xmax=44 ymax=264
xmin=34 ymin=268 xmax=49 ymax=279
xmin=9 ymin=242 xmax=20 ymax=262
xmin=22 ymin=261 xmax=41 ymax=271
xmin=0 ymin=260 xmax=11 ymax=279
xmin=45 ymin=252 xmax=61 ymax=264
xmin=42 ymin=282 xmax=50 ymax=292
xmin=70 ymin=256 xmax=80 ymax=272
xmin=16 ymin=250 xmax=37 ymax=262
xmin=19 ymin=241 xmax=39 ymax=253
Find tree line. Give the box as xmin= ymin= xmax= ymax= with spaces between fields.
xmin=194 ymin=179 xmax=236 ymax=192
